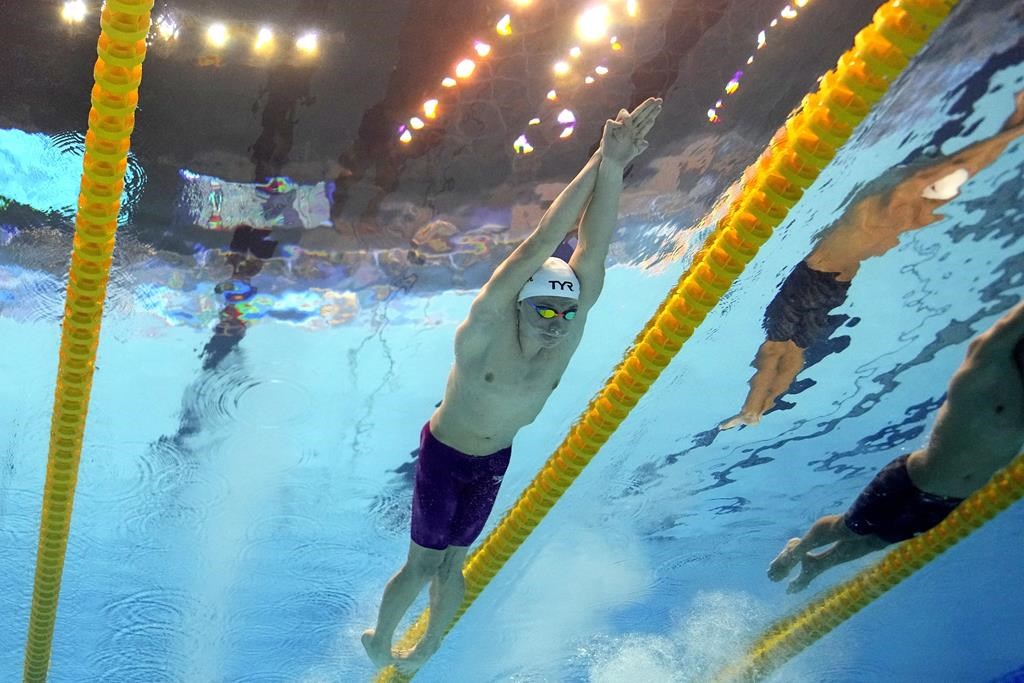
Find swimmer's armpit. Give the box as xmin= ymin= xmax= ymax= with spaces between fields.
xmin=970 ymin=302 xmax=1024 ymax=358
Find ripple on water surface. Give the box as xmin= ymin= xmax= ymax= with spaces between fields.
xmin=120 ymin=436 xmax=231 ymax=539
xmin=234 ymin=377 xmax=315 ymax=429
xmin=89 ymin=587 xmax=190 ymax=681
xmin=176 ymin=364 xmax=315 ymax=436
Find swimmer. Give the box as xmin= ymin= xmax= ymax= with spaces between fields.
xmin=768 ymin=302 xmax=1024 ymax=593
xmin=362 ymin=98 xmax=663 ymax=674
xmin=721 ymin=89 xmax=1024 ymax=430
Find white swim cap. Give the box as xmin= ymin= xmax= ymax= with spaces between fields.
xmin=921 ymin=168 xmax=969 ymax=201
xmin=518 ymin=257 xmax=580 ymax=301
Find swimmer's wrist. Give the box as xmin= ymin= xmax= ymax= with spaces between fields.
xmin=598 ymin=155 xmax=626 ymax=173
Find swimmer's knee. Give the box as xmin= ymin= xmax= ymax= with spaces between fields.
xmin=438 ymin=547 xmax=469 ymax=582
xmin=406 ymin=545 xmax=446 ymax=578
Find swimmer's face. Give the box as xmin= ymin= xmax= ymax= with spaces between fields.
xmin=519 ymin=296 xmax=578 ymax=347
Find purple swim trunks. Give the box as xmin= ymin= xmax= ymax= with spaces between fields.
xmin=411 ymin=422 xmax=512 ymax=550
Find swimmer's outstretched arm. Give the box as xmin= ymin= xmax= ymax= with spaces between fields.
xmin=571 ymin=98 xmax=662 ymax=311
xmin=471 ymin=151 xmax=604 ymax=315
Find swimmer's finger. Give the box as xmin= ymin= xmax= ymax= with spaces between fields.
xmin=629 ymin=97 xmax=662 ymax=124
xmin=604 ymin=117 xmax=626 ymax=134
xmin=632 ymin=99 xmax=662 ymax=132
xmin=627 ymin=103 xmax=662 ymax=138
xmin=635 ymin=109 xmax=661 ymax=139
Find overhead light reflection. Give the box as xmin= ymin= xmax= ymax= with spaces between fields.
xmin=296 ymin=32 xmax=319 ymax=55
xmin=206 ymin=23 xmax=229 ymax=48
xmin=455 ymin=58 xmax=476 ymax=79
xmin=254 ymin=27 xmax=274 ymax=52
xmin=155 ymin=15 xmax=179 ymax=41
xmin=576 ymin=5 xmax=611 ymax=43
xmin=513 ymin=134 xmax=534 ymax=154
xmin=61 ymin=0 xmax=87 ymax=24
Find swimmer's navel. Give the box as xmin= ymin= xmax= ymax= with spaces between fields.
xmin=485 ymin=372 xmax=494 ymax=383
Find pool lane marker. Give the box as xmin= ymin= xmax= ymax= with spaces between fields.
xmin=23 ymin=2 xmax=153 ymax=681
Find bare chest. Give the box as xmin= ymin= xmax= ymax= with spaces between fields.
xmin=436 ymin=342 xmax=572 ymax=450
xmin=460 ymin=354 xmax=563 ymax=418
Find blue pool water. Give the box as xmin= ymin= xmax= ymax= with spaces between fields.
xmin=1 ymin=1 xmax=1023 ymax=681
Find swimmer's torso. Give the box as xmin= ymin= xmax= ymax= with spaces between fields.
xmin=908 ymin=338 xmax=1024 ymax=498
xmin=431 ymin=316 xmax=583 ymax=455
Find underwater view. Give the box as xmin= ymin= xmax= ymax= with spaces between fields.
xmin=1 ymin=0 xmax=1023 ymax=681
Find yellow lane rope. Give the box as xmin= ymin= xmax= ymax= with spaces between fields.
xmin=377 ymin=1 xmax=959 ymax=680
xmin=712 ymin=453 xmax=1024 ymax=683
xmin=23 ymin=2 xmax=153 ymax=681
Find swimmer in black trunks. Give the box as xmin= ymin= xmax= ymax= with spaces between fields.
xmin=721 ymin=89 xmax=1024 ymax=430
xmin=767 ymin=302 xmax=1024 ymax=593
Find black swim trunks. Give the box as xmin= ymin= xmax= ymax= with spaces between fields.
xmin=843 ymin=454 xmax=964 ymax=544
xmin=763 ymin=260 xmax=851 ymax=349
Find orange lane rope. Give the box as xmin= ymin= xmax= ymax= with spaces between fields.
xmin=23 ymin=2 xmax=153 ymax=681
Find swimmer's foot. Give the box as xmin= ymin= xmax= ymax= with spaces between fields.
xmin=786 ymin=554 xmax=824 ymax=594
xmin=361 ymin=629 xmax=394 ymax=669
xmin=720 ymin=411 xmax=761 ymax=430
xmin=394 ymin=640 xmax=437 ymax=675
xmin=787 ymin=571 xmax=814 ymax=594
xmin=767 ymin=538 xmax=803 ymax=582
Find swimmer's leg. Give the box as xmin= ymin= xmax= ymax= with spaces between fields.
xmin=363 ymin=541 xmax=445 ymax=669
xmin=394 ymin=545 xmax=469 ymax=674
xmin=768 ymin=514 xmax=849 ymax=581
xmin=759 ymin=341 xmax=805 ymax=415
xmin=722 ymin=341 xmax=793 ymax=429
xmin=787 ymin=533 xmax=889 ymax=594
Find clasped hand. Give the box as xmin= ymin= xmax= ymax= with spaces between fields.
xmin=600 ymin=97 xmax=663 ymax=167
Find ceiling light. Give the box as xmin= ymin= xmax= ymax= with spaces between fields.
xmin=61 ymin=1 xmax=87 ymax=24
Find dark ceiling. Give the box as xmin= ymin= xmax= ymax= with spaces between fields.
xmin=1 ymin=0 xmax=884 ymax=255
